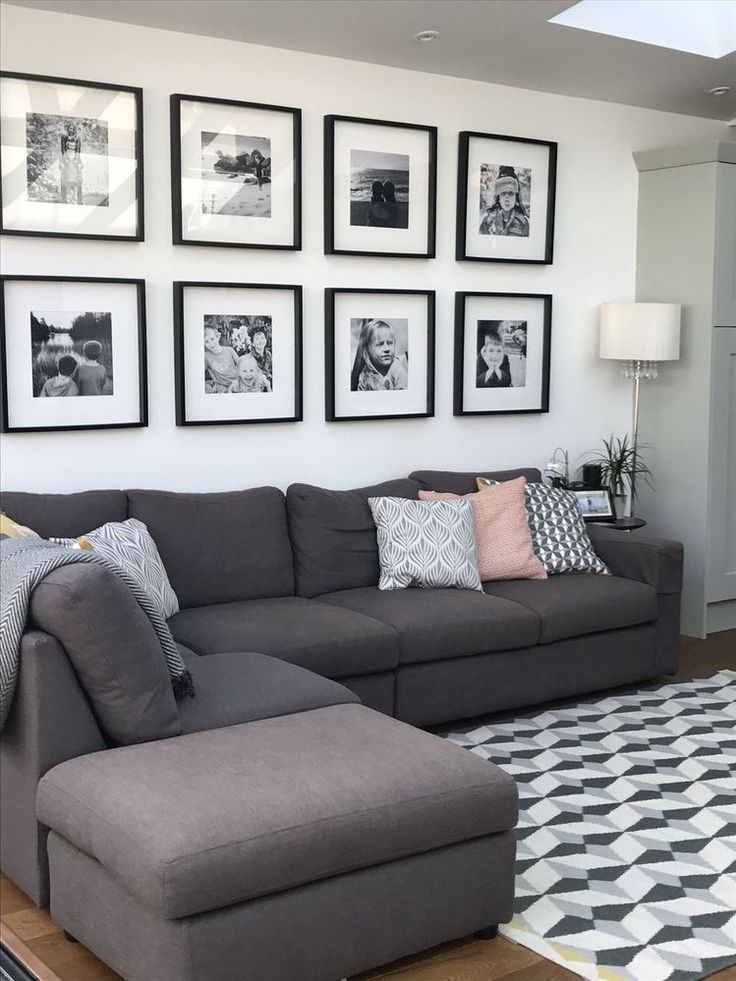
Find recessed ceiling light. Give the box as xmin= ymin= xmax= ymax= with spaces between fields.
xmin=708 ymin=86 xmax=731 ymax=96
xmin=549 ymin=0 xmax=736 ymax=59
xmin=415 ymin=30 xmax=439 ymax=43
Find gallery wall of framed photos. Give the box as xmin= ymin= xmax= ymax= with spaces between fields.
xmin=0 ymin=2 xmax=726 ymax=493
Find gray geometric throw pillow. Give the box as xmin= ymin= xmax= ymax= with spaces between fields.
xmin=84 ymin=518 xmax=180 ymax=618
xmin=368 ymin=497 xmax=482 ymax=591
xmin=523 ymin=483 xmax=609 ymax=575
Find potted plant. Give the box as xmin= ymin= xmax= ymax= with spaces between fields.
xmin=588 ymin=435 xmax=652 ymax=518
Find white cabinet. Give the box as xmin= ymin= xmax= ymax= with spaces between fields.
xmin=633 ymin=140 xmax=736 ymax=638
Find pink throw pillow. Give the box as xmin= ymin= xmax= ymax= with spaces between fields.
xmin=419 ymin=477 xmax=547 ymax=582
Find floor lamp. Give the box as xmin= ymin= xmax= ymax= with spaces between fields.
xmin=599 ymin=302 xmax=681 ymax=514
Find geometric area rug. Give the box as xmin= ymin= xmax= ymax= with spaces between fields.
xmin=447 ymin=671 xmax=736 ymax=981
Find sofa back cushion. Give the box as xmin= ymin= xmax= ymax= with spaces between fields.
xmin=287 ymin=478 xmax=421 ymax=597
xmin=29 ymin=564 xmax=181 ymax=745
xmin=0 ymin=491 xmax=127 ymax=540
xmin=127 ymin=487 xmax=294 ymax=608
xmin=409 ymin=468 xmax=542 ymax=495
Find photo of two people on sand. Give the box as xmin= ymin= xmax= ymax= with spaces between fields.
xmin=200 ymin=131 xmax=272 ymax=219
xmin=350 ymin=149 xmax=409 ymax=228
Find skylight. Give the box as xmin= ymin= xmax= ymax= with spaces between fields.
xmin=549 ymin=0 xmax=736 ymax=59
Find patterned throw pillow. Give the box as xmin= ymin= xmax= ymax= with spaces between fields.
xmin=0 ymin=513 xmax=40 ymax=539
xmin=84 ymin=518 xmax=180 ymax=618
xmin=368 ymin=497 xmax=482 ymax=591
xmin=419 ymin=477 xmax=547 ymax=582
xmin=523 ymin=483 xmax=609 ymax=575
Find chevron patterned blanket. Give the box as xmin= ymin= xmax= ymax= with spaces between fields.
xmin=0 ymin=537 xmax=193 ymax=731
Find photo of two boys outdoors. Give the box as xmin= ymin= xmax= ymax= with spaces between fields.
xmin=31 ymin=310 xmax=113 ymax=400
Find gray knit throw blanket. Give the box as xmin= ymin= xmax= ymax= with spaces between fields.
xmin=0 ymin=537 xmax=194 ymax=731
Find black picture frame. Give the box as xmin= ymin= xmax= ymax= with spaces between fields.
xmin=0 ymin=71 xmax=144 ymax=241
xmin=170 ymin=94 xmax=302 ymax=251
xmin=454 ymin=291 xmax=551 ymax=416
xmin=456 ymin=131 xmax=557 ymax=264
xmin=173 ymin=281 xmax=303 ymax=426
xmin=324 ymin=114 xmax=437 ymax=258
xmin=325 ymin=287 xmax=435 ymax=422
xmin=572 ymin=487 xmax=615 ymax=522
xmin=0 ymin=274 xmax=147 ymax=433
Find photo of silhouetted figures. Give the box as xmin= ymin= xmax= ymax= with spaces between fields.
xmin=350 ymin=148 xmax=409 ymax=228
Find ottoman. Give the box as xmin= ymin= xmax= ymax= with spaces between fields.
xmin=37 ymin=703 xmax=518 ymax=981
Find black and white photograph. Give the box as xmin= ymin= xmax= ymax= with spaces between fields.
xmin=0 ymin=72 xmax=143 ymax=240
xmin=350 ymin=149 xmax=409 ymax=228
xmin=31 ymin=309 xmax=113 ymax=398
xmin=350 ymin=318 xmax=408 ymax=391
xmin=573 ymin=488 xmax=615 ymax=522
xmin=326 ymin=289 xmax=434 ymax=421
xmin=200 ymin=131 xmax=271 ymax=218
xmin=1 ymin=276 xmax=147 ymax=432
xmin=26 ymin=113 xmax=109 ymax=207
xmin=476 ymin=320 xmax=527 ymax=389
xmin=171 ymin=95 xmax=300 ymax=250
xmin=457 ymin=131 xmax=556 ymax=263
xmin=455 ymin=292 xmax=551 ymax=416
xmin=174 ymin=282 xmax=301 ymax=425
xmin=478 ymin=165 xmax=530 ymax=237
xmin=203 ymin=314 xmax=272 ymax=393
xmin=325 ymin=115 xmax=436 ymax=257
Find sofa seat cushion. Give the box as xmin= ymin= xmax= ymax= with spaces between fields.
xmin=483 ymin=575 xmax=658 ymax=644
xmin=37 ymin=704 xmax=518 ymax=919
xmin=177 ymin=651 xmax=360 ymax=734
xmin=168 ymin=597 xmax=399 ymax=677
xmin=316 ymin=587 xmax=539 ymax=665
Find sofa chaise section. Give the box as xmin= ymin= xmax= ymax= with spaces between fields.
xmin=38 ymin=703 xmax=518 ymax=981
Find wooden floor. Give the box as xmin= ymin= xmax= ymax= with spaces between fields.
xmin=2 ymin=631 xmax=735 ymax=981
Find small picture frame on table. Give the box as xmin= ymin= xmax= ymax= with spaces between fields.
xmin=0 ymin=71 xmax=144 ymax=240
xmin=454 ymin=291 xmax=551 ymax=416
xmin=572 ymin=488 xmax=615 ymax=522
xmin=324 ymin=114 xmax=437 ymax=258
xmin=325 ymin=288 xmax=435 ymax=421
xmin=456 ymin=131 xmax=556 ymax=263
xmin=173 ymin=281 xmax=302 ymax=426
xmin=170 ymin=94 xmax=301 ymax=250
xmin=0 ymin=275 xmax=147 ymax=433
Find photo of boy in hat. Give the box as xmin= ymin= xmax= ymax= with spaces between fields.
xmin=479 ymin=164 xmax=530 ymax=237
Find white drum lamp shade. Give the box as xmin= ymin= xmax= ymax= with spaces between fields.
xmin=600 ymin=303 xmax=681 ymax=361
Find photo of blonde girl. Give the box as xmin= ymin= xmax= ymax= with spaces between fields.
xmin=349 ymin=318 xmax=409 ymax=392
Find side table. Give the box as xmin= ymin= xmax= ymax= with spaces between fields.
xmin=610 ymin=517 xmax=647 ymax=531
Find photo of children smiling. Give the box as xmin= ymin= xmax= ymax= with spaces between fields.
xmin=350 ymin=318 xmax=409 ymax=392
xmin=203 ymin=314 xmax=272 ymax=394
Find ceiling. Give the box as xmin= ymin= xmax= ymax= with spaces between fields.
xmin=5 ymin=0 xmax=736 ymax=120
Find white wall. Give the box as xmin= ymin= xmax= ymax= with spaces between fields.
xmin=0 ymin=4 xmax=729 ymax=493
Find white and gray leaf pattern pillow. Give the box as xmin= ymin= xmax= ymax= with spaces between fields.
xmin=523 ymin=483 xmax=609 ymax=575
xmin=84 ymin=518 xmax=180 ymax=618
xmin=368 ymin=497 xmax=482 ymax=591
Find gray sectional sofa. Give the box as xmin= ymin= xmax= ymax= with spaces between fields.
xmin=0 ymin=467 xmax=684 ymax=981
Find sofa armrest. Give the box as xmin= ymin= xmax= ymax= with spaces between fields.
xmin=0 ymin=630 xmax=106 ymax=907
xmin=587 ymin=526 xmax=683 ymax=594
